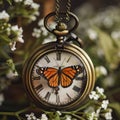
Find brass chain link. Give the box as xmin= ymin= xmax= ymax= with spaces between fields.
xmin=55 ymin=0 xmax=71 ymax=23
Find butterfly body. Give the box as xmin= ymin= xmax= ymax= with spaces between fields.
xmin=36 ymin=65 xmax=82 ymax=88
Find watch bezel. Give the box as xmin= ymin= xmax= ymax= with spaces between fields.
xmin=23 ymin=42 xmax=95 ymax=111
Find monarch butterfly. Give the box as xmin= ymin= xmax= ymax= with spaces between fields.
xmin=36 ymin=65 xmax=83 ymax=88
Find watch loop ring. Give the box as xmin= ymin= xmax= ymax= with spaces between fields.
xmin=44 ymin=12 xmax=79 ymax=34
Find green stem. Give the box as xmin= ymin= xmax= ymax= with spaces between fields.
xmin=0 ymin=112 xmax=15 ymax=116
xmin=72 ymin=114 xmax=86 ymax=120
xmin=75 ymin=101 xmax=92 ymax=112
xmin=0 ymin=106 xmax=32 ymax=120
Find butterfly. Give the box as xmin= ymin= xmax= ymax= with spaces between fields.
xmin=36 ymin=65 xmax=83 ymax=88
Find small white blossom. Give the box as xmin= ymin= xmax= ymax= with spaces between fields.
xmin=26 ymin=113 xmax=38 ymax=120
xmin=14 ymin=0 xmax=22 ymax=2
xmin=96 ymin=108 xmax=101 ymax=115
xmin=0 ymin=94 xmax=4 ymax=106
xmin=89 ymin=112 xmax=98 ymax=120
xmin=111 ymin=31 xmax=120 ymax=40
xmin=11 ymin=25 xmax=24 ymax=43
xmin=32 ymin=28 xmax=41 ymax=38
xmin=104 ymin=110 xmax=112 ymax=120
xmin=38 ymin=19 xmax=44 ymax=27
xmin=9 ymin=41 xmax=16 ymax=51
xmin=42 ymin=35 xmax=56 ymax=44
xmin=29 ymin=15 xmax=37 ymax=21
xmin=95 ymin=66 xmax=107 ymax=78
xmin=103 ymin=17 xmax=113 ymax=28
xmin=87 ymin=29 xmax=98 ymax=40
xmin=41 ymin=27 xmax=48 ymax=36
xmin=41 ymin=114 xmax=48 ymax=120
xmin=0 ymin=10 xmax=9 ymax=21
xmin=103 ymin=75 xmax=115 ymax=87
xmin=34 ymin=11 xmax=40 ymax=16
xmin=96 ymin=86 xmax=104 ymax=95
xmin=6 ymin=69 xmax=18 ymax=79
xmin=6 ymin=27 xmax=11 ymax=35
xmin=56 ymin=111 xmax=62 ymax=116
xmin=89 ymin=91 xmax=99 ymax=100
xmin=65 ymin=115 xmax=72 ymax=120
xmin=24 ymin=0 xmax=33 ymax=5
xmin=31 ymin=3 xmax=40 ymax=10
xmin=101 ymin=100 xmax=109 ymax=110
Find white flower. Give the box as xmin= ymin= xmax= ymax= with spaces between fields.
xmin=103 ymin=75 xmax=115 ymax=87
xmin=87 ymin=29 xmax=98 ymax=40
xmin=31 ymin=3 xmax=40 ymax=10
xmin=56 ymin=111 xmax=62 ymax=116
xmin=104 ymin=111 xmax=112 ymax=120
xmin=96 ymin=108 xmax=101 ymax=115
xmin=101 ymin=100 xmax=109 ymax=110
xmin=89 ymin=91 xmax=99 ymax=100
xmin=95 ymin=66 xmax=107 ymax=78
xmin=11 ymin=25 xmax=24 ymax=43
xmin=41 ymin=114 xmax=48 ymax=120
xmin=96 ymin=86 xmax=104 ymax=95
xmin=6 ymin=69 xmax=18 ymax=79
xmin=0 ymin=10 xmax=9 ymax=21
xmin=89 ymin=112 xmax=98 ymax=120
xmin=34 ymin=11 xmax=40 ymax=16
xmin=9 ymin=41 xmax=16 ymax=51
xmin=26 ymin=113 xmax=37 ymax=120
xmin=0 ymin=94 xmax=4 ymax=106
xmin=14 ymin=0 xmax=22 ymax=2
xmin=24 ymin=0 xmax=33 ymax=5
xmin=29 ymin=15 xmax=37 ymax=21
xmin=6 ymin=27 xmax=11 ymax=35
xmin=41 ymin=27 xmax=48 ymax=36
xmin=65 ymin=115 xmax=72 ymax=120
xmin=42 ymin=35 xmax=56 ymax=44
xmin=32 ymin=28 xmax=41 ymax=38
xmin=111 ymin=31 xmax=120 ymax=40
xmin=103 ymin=17 xmax=113 ymax=28
xmin=38 ymin=19 xmax=44 ymax=27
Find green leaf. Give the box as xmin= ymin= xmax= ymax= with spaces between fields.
xmin=109 ymin=102 xmax=120 ymax=119
xmin=0 ymin=35 xmax=11 ymax=43
xmin=7 ymin=0 xmax=12 ymax=5
xmin=94 ymin=27 xmax=120 ymax=69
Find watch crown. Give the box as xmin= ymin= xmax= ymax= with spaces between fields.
xmin=53 ymin=22 xmax=69 ymax=36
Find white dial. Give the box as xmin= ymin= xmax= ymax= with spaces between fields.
xmin=31 ymin=51 xmax=87 ymax=106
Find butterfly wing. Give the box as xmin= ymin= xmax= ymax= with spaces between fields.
xmin=36 ymin=67 xmax=59 ymax=88
xmin=61 ymin=65 xmax=83 ymax=87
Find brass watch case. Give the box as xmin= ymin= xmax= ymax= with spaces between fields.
xmin=22 ymin=42 xmax=95 ymax=111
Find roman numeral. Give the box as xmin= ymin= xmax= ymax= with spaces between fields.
xmin=44 ymin=92 xmax=51 ymax=101
xmin=35 ymin=84 xmax=43 ymax=92
xmin=44 ymin=56 xmax=50 ymax=63
xmin=32 ymin=76 xmax=41 ymax=80
xmin=76 ymin=76 xmax=84 ymax=80
xmin=66 ymin=93 xmax=72 ymax=100
xmin=56 ymin=94 xmax=60 ymax=105
xmin=56 ymin=52 xmax=61 ymax=61
xmin=73 ymin=85 xmax=81 ymax=92
xmin=67 ymin=56 xmax=71 ymax=63
xmin=76 ymin=75 xmax=87 ymax=81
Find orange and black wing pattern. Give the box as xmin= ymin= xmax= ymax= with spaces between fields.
xmin=61 ymin=65 xmax=83 ymax=87
xmin=36 ymin=65 xmax=83 ymax=88
xmin=36 ymin=67 xmax=58 ymax=88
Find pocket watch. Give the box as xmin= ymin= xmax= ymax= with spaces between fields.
xmin=22 ymin=12 xmax=95 ymax=111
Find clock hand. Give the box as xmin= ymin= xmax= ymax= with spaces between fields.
xmin=54 ymin=87 xmax=60 ymax=94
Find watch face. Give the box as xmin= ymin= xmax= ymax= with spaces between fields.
xmin=31 ymin=51 xmax=86 ymax=106
xmin=23 ymin=42 xmax=95 ymax=111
